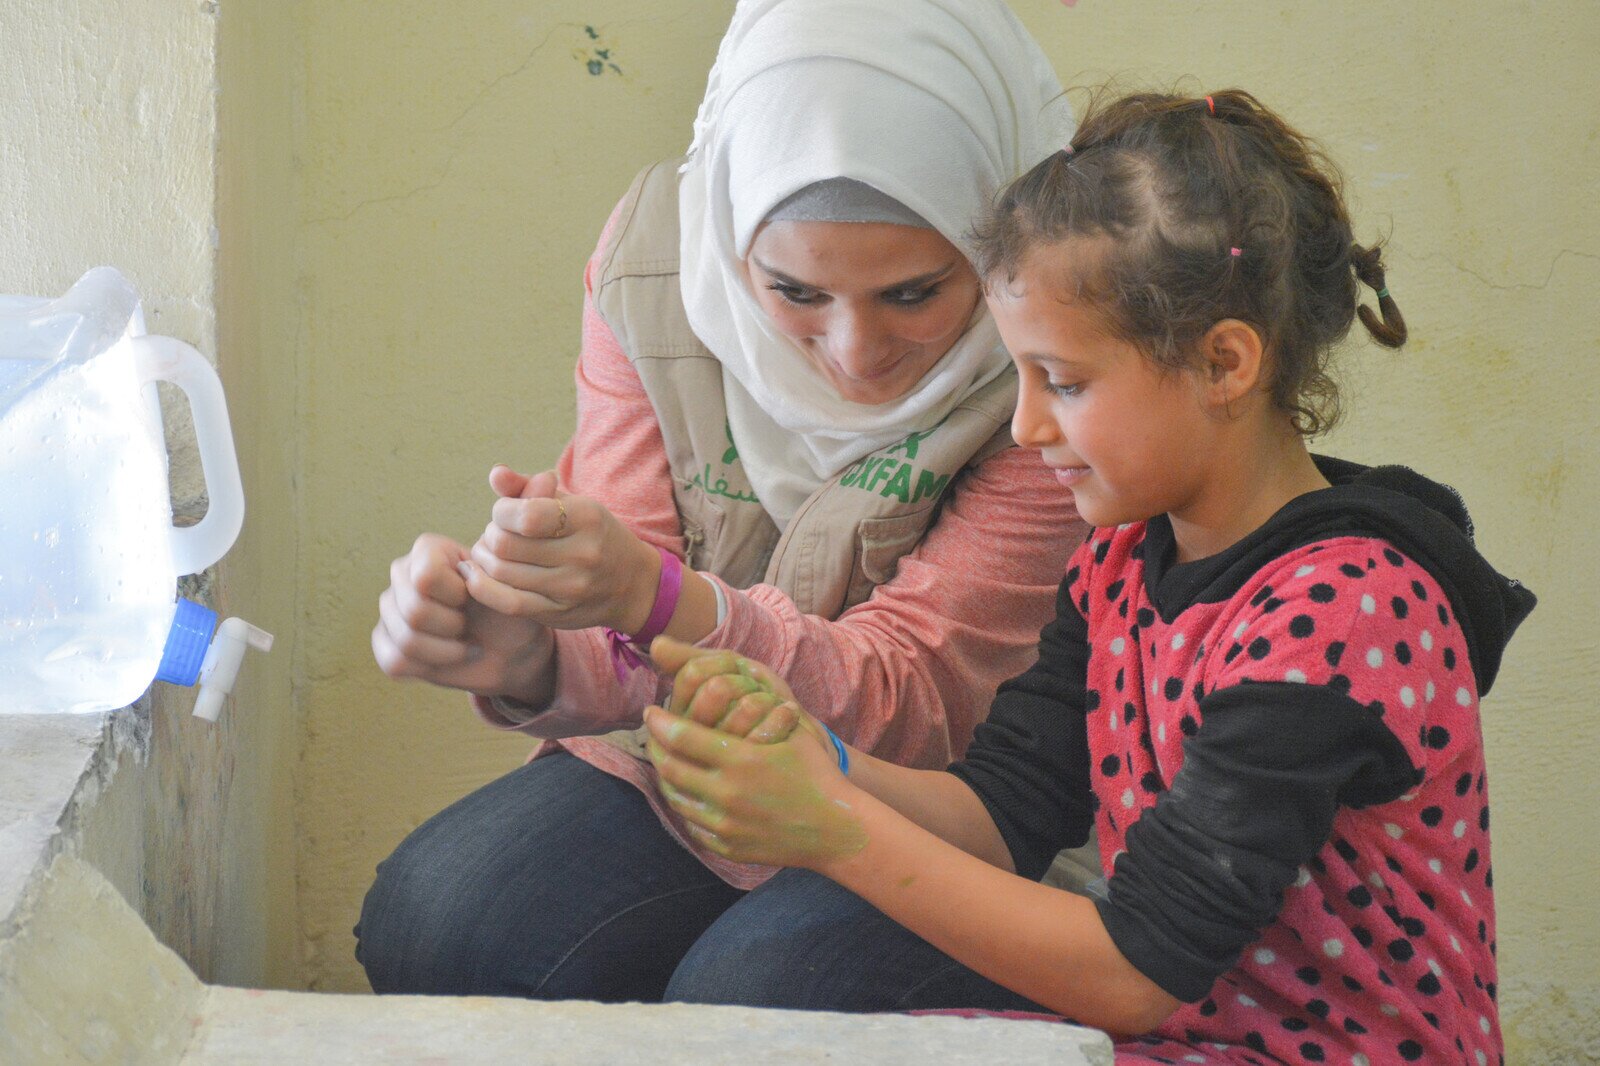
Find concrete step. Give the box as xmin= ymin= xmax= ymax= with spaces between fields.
xmin=1 ymin=770 xmax=1110 ymax=1066
xmin=188 ymin=989 xmax=1114 ymax=1065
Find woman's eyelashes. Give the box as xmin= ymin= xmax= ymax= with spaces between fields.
xmin=882 ymin=284 xmax=941 ymax=306
xmin=1042 ymin=377 xmax=1083 ymax=398
xmin=767 ymin=282 xmax=822 ymax=305
xmin=766 ymin=283 xmax=942 ymax=308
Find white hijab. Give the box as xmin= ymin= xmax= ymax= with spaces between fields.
xmin=679 ymin=0 xmax=1071 ymax=526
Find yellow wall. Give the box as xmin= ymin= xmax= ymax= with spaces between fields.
xmin=277 ymin=2 xmax=1598 ymax=1058
xmin=215 ymin=0 xmax=304 ymax=989
xmin=287 ymin=0 xmax=732 ymax=988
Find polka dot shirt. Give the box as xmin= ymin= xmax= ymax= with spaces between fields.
xmin=1076 ymin=523 xmax=1501 ymax=1064
xmin=951 ymin=491 xmax=1524 ymax=1066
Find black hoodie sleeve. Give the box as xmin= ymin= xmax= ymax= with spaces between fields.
xmin=1094 ymin=682 xmax=1422 ymax=1002
xmin=947 ymin=577 xmax=1096 ymax=880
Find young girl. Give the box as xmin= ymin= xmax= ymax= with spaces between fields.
xmin=642 ymin=89 xmax=1535 ymax=1064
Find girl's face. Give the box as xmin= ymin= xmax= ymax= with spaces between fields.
xmin=987 ymin=247 xmax=1218 ymax=530
xmin=744 ymin=221 xmax=981 ymax=405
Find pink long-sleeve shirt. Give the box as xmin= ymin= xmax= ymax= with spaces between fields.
xmin=474 ymin=212 xmax=1084 ymax=889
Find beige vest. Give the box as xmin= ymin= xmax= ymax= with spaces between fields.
xmin=592 ymin=159 xmax=1020 ymax=617
xmin=586 ymin=163 xmax=1106 ymax=892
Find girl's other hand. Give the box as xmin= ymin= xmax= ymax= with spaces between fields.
xmin=649 ymin=636 xmax=805 ymax=743
xmin=464 ymin=465 xmax=661 ymax=633
xmin=643 ymin=705 xmax=865 ymax=867
xmin=373 ymin=532 xmax=555 ymax=702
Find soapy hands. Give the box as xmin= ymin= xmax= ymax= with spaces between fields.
xmin=460 ymin=465 xmax=662 ymax=634
xmin=643 ymin=637 xmax=865 ymax=867
xmin=649 ymin=636 xmax=807 ymax=742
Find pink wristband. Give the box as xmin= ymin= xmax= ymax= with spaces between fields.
xmin=604 ymin=545 xmax=683 ymax=682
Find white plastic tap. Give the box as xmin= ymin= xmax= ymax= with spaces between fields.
xmin=192 ymin=617 xmax=274 ymax=722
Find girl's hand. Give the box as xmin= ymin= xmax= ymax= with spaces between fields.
xmin=463 ymin=465 xmax=662 ymax=633
xmin=373 ymin=532 xmax=556 ymax=703
xmin=649 ymin=636 xmax=806 ymax=743
xmin=643 ymin=705 xmax=865 ymax=868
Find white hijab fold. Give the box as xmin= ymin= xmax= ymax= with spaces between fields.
xmin=679 ymin=0 xmax=1071 ymax=525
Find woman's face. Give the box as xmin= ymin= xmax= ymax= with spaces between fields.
xmin=744 ymin=221 xmax=982 ymax=405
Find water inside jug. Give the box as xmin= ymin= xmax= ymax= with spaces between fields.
xmin=0 ymin=267 xmax=267 ymax=717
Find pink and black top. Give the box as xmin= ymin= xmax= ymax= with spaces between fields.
xmin=951 ymin=457 xmax=1534 ymax=1065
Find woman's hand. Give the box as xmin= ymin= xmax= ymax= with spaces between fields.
xmin=643 ymin=705 xmax=865 ymax=868
xmin=373 ymin=533 xmax=556 ymax=703
xmin=463 ymin=464 xmax=662 ymax=633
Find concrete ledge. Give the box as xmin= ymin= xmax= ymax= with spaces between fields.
xmin=0 ymin=713 xmax=112 ymax=929
xmin=0 ymin=854 xmax=204 ymax=1064
xmin=189 ymin=993 xmax=1113 ymax=1065
xmin=0 ymin=710 xmax=1113 ymax=1064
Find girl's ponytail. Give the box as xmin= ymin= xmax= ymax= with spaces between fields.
xmin=1351 ymin=242 xmax=1407 ymax=349
xmin=974 ymin=87 xmax=1407 ymax=439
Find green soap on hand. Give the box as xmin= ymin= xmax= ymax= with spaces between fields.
xmin=668 ymin=672 xmax=768 ymax=718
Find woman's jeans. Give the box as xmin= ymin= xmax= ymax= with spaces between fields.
xmin=355 ymin=752 xmax=1048 ymax=1012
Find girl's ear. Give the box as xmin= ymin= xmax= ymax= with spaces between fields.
xmin=1199 ymin=319 xmax=1265 ymax=414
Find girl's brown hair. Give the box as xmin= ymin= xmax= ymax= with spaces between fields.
xmin=974 ymin=89 xmax=1406 ymax=436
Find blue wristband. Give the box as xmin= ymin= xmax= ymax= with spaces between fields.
xmin=821 ymin=723 xmax=850 ymax=776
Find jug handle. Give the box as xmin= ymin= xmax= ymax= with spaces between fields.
xmin=127 ymin=335 xmax=245 ymax=576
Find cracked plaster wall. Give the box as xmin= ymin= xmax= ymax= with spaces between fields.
xmin=288 ymin=0 xmax=712 ymax=993
xmin=284 ymin=3 xmax=1599 ymax=1059
xmin=0 ymin=0 xmax=286 ymax=991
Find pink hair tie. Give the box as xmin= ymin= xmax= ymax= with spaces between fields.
xmin=1229 ymin=247 xmax=1243 ymax=257
xmin=1206 ymin=95 xmax=1216 ymax=115
xmin=604 ymin=546 xmax=684 ymax=682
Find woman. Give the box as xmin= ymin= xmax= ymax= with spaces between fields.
xmin=358 ymin=0 xmax=1087 ymax=1005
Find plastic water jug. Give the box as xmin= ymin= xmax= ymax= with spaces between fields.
xmin=0 ymin=267 xmax=270 ymax=719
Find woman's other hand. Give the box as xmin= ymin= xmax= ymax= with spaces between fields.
xmin=464 ymin=464 xmax=663 ymax=633
xmin=373 ymin=532 xmax=556 ymax=703
xmin=643 ymin=705 xmax=864 ymax=868
xmin=649 ymin=636 xmax=810 ymax=743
